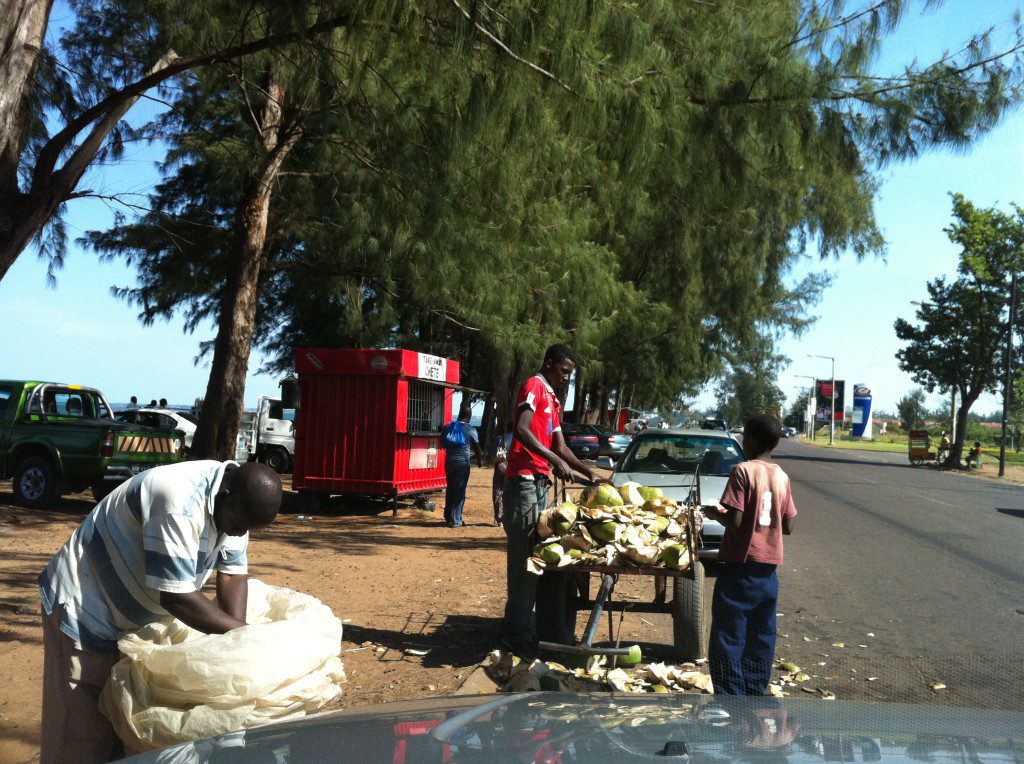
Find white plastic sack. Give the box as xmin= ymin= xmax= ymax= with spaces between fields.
xmin=100 ymin=579 xmax=346 ymax=753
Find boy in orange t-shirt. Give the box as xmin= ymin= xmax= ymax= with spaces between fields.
xmin=706 ymin=414 xmax=797 ymax=695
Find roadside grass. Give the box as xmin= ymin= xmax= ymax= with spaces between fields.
xmin=800 ymin=434 xmax=905 ymax=453
xmin=798 ymin=433 xmax=1024 ymax=482
xmin=801 ymin=431 xmax=1024 ymax=463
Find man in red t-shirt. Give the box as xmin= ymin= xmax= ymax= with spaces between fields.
xmin=705 ymin=413 xmax=797 ymax=695
xmin=501 ymin=344 xmax=603 ymax=654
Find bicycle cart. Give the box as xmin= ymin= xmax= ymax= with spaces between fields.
xmin=908 ymin=429 xmax=935 ymax=467
xmin=533 ymin=478 xmax=707 ymax=663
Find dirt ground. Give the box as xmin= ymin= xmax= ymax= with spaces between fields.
xmin=1 ymin=460 xmax=1000 ymax=762
xmin=2 ymin=466 xmax=688 ymax=763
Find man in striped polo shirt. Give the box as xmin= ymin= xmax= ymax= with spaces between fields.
xmin=37 ymin=460 xmax=282 ymax=763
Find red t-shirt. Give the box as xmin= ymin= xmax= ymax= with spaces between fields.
xmin=717 ymin=460 xmax=797 ymax=565
xmin=506 ymin=374 xmax=562 ymax=478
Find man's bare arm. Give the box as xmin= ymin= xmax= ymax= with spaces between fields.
xmin=216 ymin=572 xmax=248 ymax=622
xmin=782 ymin=515 xmax=795 ymax=535
xmin=710 ymin=503 xmax=744 ymax=529
xmin=552 ymin=431 xmax=604 ymax=482
xmin=160 ymin=590 xmax=246 ymax=633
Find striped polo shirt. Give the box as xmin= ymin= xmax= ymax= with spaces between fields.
xmin=38 ymin=460 xmax=248 ymax=653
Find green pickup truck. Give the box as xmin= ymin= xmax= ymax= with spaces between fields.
xmin=0 ymin=380 xmax=183 ymax=508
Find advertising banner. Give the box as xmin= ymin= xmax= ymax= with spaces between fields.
xmin=815 ymin=380 xmax=845 ymax=422
xmin=851 ymin=383 xmax=873 ymax=439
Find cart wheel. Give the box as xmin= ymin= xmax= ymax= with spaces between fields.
xmin=672 ymin=560 xmax=707 ymax=662
xmin=910 ymin=458 xmax=922 ymax=467
xmin=536 ymin=573 xmax=587 ymax=645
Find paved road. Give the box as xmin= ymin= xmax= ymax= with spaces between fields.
xmin=769 ymin=438 xmax=1024 ymax=710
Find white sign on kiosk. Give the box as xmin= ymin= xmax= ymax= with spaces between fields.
xmin=417 ymin=352 xmax=447 ymax=381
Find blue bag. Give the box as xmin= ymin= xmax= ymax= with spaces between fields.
xmin=443 ymin=420 xmax=467 ymax=447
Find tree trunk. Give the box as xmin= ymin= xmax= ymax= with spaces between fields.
xmin=1 ymin=47 xmax=179 ymax=280
xmin=190 ymin=74 xmax=298 ymax=460
xmin=480 ymin=392 xmax=495 ymax=456
xmin=611 ymin=376 xmax=625 ymax=432
xmin=0 ymin=0 xmax=51 ymax=180
xmin=945 ymin=390 xmax=979 ymax=468
xmin=0 ymin=0 xmax=52 ymax=267
xmin=597 ymin=386 xmax=610 ymax=427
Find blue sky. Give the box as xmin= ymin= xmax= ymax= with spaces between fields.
xmin=1 ymin=2 xmax=1021 ymax=412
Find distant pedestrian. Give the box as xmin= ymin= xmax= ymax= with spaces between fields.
xmin=492 ymin=444 xmax=507 ymax=526
xmin=705 ymin=414 xmax=797 ymax=695
xmin=440 ymin=401 xmax=482 ymax=527
xmin=149 ymin=399 xmax=157 ymax=407
xmin=966 ymin=441 xmax=983 ymax=469
xmin=159 ymin=398 xmax=168 ymax=408
xmin=127 ymin=396 xmax=139 ymax=410
xmin=937 ymin=431 xmax=951 ymax=463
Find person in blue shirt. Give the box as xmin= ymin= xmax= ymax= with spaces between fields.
xmin=441 ymin=401 xmax=483 ymax=527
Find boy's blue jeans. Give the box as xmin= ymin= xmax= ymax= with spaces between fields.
xmin=444 ymin=460 xmax=471 ymax=525
xmin=709 ymin=561 xmax=778 ymax=695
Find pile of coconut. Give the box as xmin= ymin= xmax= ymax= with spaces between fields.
xmin=528 ymin=482 xmax=702 ymax=574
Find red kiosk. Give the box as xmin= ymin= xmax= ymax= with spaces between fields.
xmin=291 ymin=348 xmax=464 ymax=513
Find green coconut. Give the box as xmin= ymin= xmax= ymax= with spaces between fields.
xmin=638 ymin=485 xmax=664 ymax=502
xmin=535 ymin=542 xmax=565 ymax=564
xmin=589 ymin=521 xmax=621 ymax=543
xmin=581 ymin=484 xmax=625 ymax=508
xmin=662 ymin=544 xmax=691 ymax=570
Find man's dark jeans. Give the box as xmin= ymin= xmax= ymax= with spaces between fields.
xmin=444 ymin=460 xmax=471 ymax=526
xmin=501 ymin=475 xmax=548 ymax=643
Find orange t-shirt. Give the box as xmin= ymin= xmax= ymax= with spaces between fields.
xmin=717 ymin=460 xmax=797 ymax=565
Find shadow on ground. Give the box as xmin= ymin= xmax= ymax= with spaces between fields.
xmin=344 ymin=614 xmax=503 ymax=670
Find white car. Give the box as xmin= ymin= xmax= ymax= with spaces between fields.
xmin=115 ymin=408 xmax=198 ymax=451
xmin=599 ymin=427 xmax=746 ymax=561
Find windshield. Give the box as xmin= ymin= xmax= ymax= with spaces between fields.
xmin=618 ymin=434 xmax=744 ymax=475
xmin=29 ymin=387 xmax=109 ymax=419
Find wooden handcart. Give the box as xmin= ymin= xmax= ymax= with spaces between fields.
xmin=534 ymin=477 xmax=707 ymax=663
xmin=908 ymin=429 xmax=936 ymax=467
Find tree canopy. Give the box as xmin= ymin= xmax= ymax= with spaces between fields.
xmin=894 ymin=194 xmax=1024 ymax=464
xmin=59 ymin=0 xmax=1024 ymax=453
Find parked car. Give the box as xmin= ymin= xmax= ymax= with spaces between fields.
xmin=0 ymin=381 xmax=182 ymax=507
xmin=600 ymin=427 xmax=746 ymax=562
xmin=560 ymin=423 xmax=601 ymax=460
xmin=576 ymin=423 xmax=632 ymax=458
xmin=115 ymin=407 xmax=197 ymax=451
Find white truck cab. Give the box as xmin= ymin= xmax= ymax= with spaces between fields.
xmin=239 ymin=397 xmax=295 ymax=473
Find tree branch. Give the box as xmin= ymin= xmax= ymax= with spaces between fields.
xmin=31 ymin=9 xmax=359 ymax=187
xmin=449 ymin=0 xmax=576 ymax=95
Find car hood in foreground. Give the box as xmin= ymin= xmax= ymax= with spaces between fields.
xmin=124 ymin=693 xmax=1024 ymax=763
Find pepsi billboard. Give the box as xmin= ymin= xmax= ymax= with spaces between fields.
xmin=851 ymin=383 xmax=873 ymax=439
xmin=815 ymin=380 xmax=845 ymax=422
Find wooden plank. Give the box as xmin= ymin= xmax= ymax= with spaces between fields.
xmin=539 ymin=563 xmax=691 ymax=578
xmin=575 ymin=599 xmax=674 ymax=615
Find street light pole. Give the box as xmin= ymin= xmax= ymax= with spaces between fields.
xmin=999 ymin=270 xmax=1018 ymax=477
xmin=796 ymin=374 xmax=816 ymax=439
xmin=809 ymin=355 xmax=837 ymax=445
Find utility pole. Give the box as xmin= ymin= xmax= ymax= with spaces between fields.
xmin=950 ymin=387 xmax=957 ymax=443
xmin=999 ymin=270 xmax=1018 ymax=477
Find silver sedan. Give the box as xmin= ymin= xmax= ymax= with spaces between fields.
xmin=600 ymin=428 xmax=746 ymax=560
